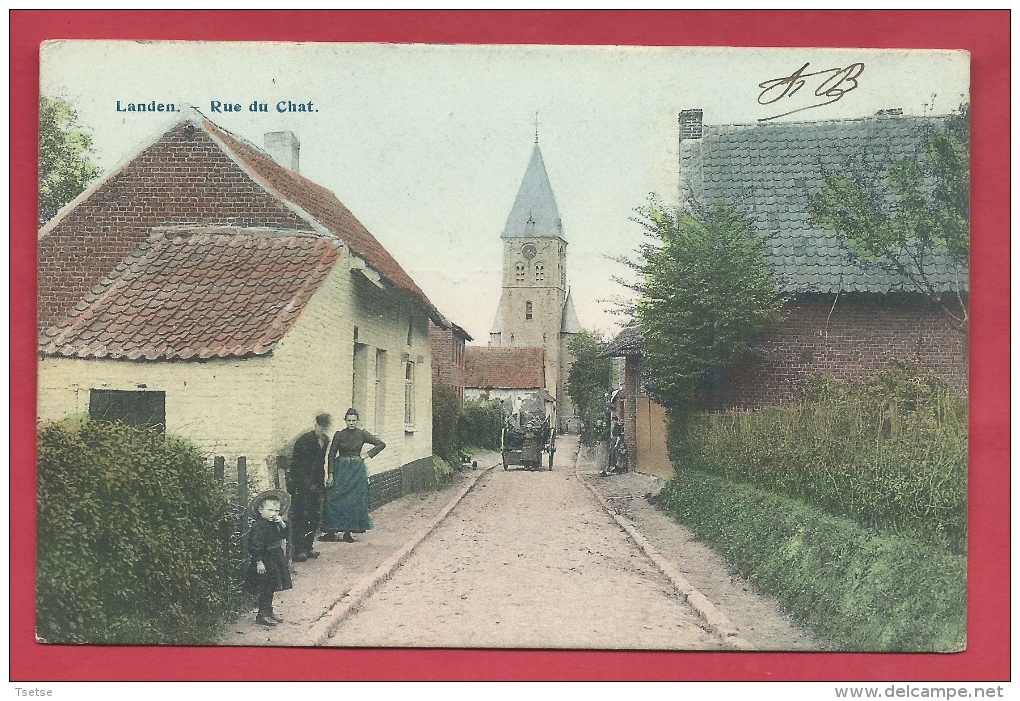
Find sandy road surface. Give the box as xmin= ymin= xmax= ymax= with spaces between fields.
xmin=327 ymin=436 xmax=725 ymax=649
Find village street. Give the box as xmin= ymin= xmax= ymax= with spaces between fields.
xmin=326 ymin=435 xmax=723 ymax=649
xmin=221 ymin=434 xmax=820 ymax=650
xmin=323 ymin=435 xmax=819 ymax=650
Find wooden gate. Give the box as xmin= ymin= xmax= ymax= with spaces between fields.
xmin=634 ymin=396 xmax=673 ymax=480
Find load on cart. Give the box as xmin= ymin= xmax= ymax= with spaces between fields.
xmin=500 ymin=391 xmax=556 ymax=471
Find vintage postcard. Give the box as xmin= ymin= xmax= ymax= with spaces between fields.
xmin=35 ymin=40 xmax=972 ymax=656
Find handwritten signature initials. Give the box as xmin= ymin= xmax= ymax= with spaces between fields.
xmin=758 ymin=62 xmax=865 ymax=121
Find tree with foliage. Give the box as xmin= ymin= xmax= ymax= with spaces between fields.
xmin=567 ymin=329 xmax=612 ymax=444
xmin=635 ymin=200 xmax=784 ymax=412
xmin=39 ymin=96 xmax=101 ymax=225
xmin=809 ymin=105 xmax=969 ymax=329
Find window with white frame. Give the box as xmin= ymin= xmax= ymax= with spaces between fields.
xmin=375 ymin=349 xmax=387 ymax=432
xmin=404 ymin=361 xmax=415 ymax=429
xmin=515 ymin=262 xmax=525 ymax=282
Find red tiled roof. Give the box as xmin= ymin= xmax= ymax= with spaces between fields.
xmin=464 ymin=347 xmax=545 ymax=390
xmin=203 ymin=121 xmax=443 ymax=322
xmin=39 ymin=228 xmax=339 ymax=360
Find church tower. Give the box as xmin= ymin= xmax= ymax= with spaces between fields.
xmin=489 ymin=141 xmax=580 ymax=431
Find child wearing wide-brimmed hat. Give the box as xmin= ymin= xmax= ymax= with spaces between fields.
xmin=244 ymin=489 xmax=293 ymax=627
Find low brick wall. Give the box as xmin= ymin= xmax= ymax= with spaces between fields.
xmin=369 ymin=456 xmax=435 ymax=511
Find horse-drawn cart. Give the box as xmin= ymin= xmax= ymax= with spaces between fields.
xmin=501 ymin=411 xmax=556 ymax=471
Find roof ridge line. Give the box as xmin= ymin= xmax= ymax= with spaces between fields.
xmin=199 ymin=120 xmax=337 ymax=242
xmin=708 ymin=112 xmax=948 ymax=130
xmin=38 ymin=109 xmax=199 ymax=239
xmin=150 ymin=224 xmax=331 ymax=239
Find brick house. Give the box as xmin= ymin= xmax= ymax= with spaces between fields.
xmin=430 ymin=321 xmax=472 ymax=403
xmin=678 ymin=108 xmax=968 ymax=410
xmin=463 ymin=346 xmax=553 ymax=420
xmin=605 ymin=109 xmax=968 ymax=477
xmin=37 ymin=109 xmax=451 ymax=502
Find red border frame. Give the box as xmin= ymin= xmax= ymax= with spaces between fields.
xmin=10 ymin=10 xmax=1009 ymax=681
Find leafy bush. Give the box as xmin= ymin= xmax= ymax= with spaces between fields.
xmin=657 ymin=470 xmax=966 ymax=651
xmin=458 ymin=400 xmax=503 ymax=451
xmin=671 ymin=362 xmax=967 ymax=554
xmin=37 ymin=419 xmax=241 ymax=644
xmin=432 ymin=380 xmax=462 ymax=465
xmin=431 ymin=455 xmax=455 ymax=489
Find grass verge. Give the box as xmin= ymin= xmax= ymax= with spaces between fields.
xmin=657 ymin=469 xmax=966 ymax=652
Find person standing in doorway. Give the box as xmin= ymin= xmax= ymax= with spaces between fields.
xmin=287 ymin=413 xmax=331 ymax=561
xmin=321 ymin=408 xmax=385 ymax=543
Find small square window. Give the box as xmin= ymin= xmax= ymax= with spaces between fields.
xmin=89 ymin=389 xmax=166 ymax=433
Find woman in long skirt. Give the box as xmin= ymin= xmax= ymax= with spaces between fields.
xmin=321 ymin=407 xmax=386 ymax=543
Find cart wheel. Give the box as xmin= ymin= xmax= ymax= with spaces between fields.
xmin=548 ymin=450 xmax=555 ymax=471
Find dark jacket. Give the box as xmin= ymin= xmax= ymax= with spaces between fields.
xmin=289 ymin=429 xmax=328 ymax=494
xmin=244 ymin=517 xmax=292 ymax=594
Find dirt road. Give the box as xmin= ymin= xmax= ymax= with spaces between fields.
xmin=327 ymin=435 xmax=729 ymax=649
xmin=225 ymin=434 xmax=819 ymax=650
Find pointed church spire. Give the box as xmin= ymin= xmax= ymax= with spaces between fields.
xmin=560 ymin=288 xmax=581 ymax=335
xmin=501 ymin=142 xmax=564 ymax=240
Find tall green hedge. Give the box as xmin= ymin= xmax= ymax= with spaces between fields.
xmin=672 ymin=362 xmax=967 ymax=554
xmin=432 ymin=380 xmax=462 ymax=465
xmin=37 ymin=419 xmax=241 ymax=644
xmin=458 ymin=400 xmax=503 ymax=451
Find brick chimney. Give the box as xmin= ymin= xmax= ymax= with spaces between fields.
xmin=264 ymin=131 xmax=300 ymax=173
xmin=678 ymin=109 xmax=704 ymax=141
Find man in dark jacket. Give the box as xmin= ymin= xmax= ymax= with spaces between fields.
xmin=287 ymin=413 xmax=332 ymax=561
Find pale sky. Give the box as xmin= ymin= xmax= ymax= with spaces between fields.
xmin=41 ymin=42 xmax=969 ymax=341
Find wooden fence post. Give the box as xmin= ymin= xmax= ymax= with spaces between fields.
xmin=274 ymin=455 xmax=286 ymax=490
xmin=214 ymin=456 xmax=224 ymax=483
xmin=237 ymin=456 xmax=248 ymax=506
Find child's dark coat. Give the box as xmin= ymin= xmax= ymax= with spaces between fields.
xmin=243 ymin=518 xmax=293 ymax=595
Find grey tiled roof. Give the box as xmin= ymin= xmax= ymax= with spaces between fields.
xmin=501 ymin=144 xmax=565 ymax=240
xmin=603 ymin=323 xmax=643 ymax=357
xmin=560 ymin=289 xmax=581 ymax=334
xmin=680 ymin=114 xmax=968 ymax=294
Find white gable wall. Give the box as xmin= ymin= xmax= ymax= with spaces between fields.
xmin=270 ymin=249 xmax=433 ymax=479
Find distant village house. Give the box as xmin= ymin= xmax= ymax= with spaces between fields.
xmin=430 ymin=321 xmax=472 ymax=403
